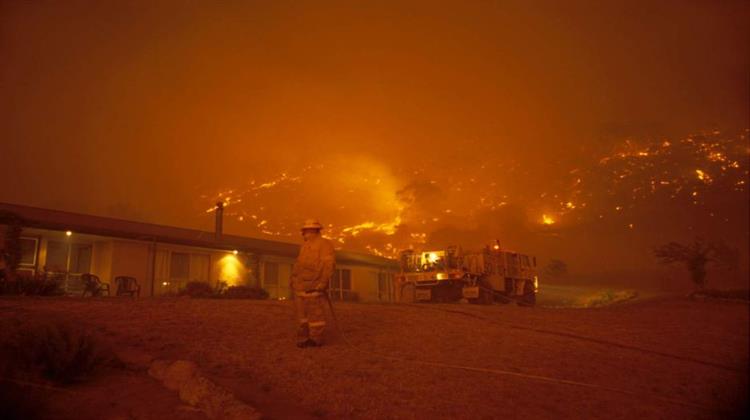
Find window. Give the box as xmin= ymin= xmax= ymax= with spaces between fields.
xmin=505 ymin=253 xmax=520 ymax=277
xmin=43 ymin=240 xmax=92 ymax=273
xmin=170 ymin=252 xmax=190 ymax=279
xmin=331 ymin=268 xmax=351 ymax=290
xmin=330 ymin=269 xmax=354 ymax=301
xmin=189 ymin=254 xmax=210 ymax=282
xmin=158 ymin=251 xmax=211 ymax=294
xmin=521 ymin=255 xmax=530 ymax=267
xmin=264 ymin=262 xmax=279 ymax=286
xmin=19 ymin=238 xmax=38 ymax=266
xmin=39 ymin=240 xmax=91 ymax=294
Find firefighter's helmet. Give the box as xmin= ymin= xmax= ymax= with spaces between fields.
xmin=301 ymin=219 xmax=323 ymax=231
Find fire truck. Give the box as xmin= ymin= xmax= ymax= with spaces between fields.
xmin=396 ymin=242 xmax=539 ymax=306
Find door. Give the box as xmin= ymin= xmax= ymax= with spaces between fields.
xmin=44 ymin=240 xmax=92 ymax=294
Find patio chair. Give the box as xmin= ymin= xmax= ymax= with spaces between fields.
xmin=81 ymin=273 xmax=110 ymax=297
xmin=114 ymin=276 xmax=140 ymax=298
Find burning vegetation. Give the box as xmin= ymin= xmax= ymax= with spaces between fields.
xmin=202 ymin=130 xmax=749 ymax=264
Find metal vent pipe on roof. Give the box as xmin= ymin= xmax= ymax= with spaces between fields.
xmin=215 ymin=201 xmax=224 ymax=240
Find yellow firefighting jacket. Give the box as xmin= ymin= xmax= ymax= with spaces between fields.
xmin=291 ymin=236 xmax=336 ymax=292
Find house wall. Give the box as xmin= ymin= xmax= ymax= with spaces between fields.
xmin=347 ymin=266 xmax=397 ymax=302
xmin=6 ymin=226 xmax=397 ymax=301
xmin=350 ymin=266 xmax=380 ymax=302
xmin=212 ymin=252 xmax=249 ymax=288
xmin=111 ymin=240 xmax=151 ymax=296
xmin=258 ymin=260 xmax=398 ymax=302
xmin=9 ymin=228 xmax=116 ymax=294
xmin=91 ymin=241 xmax=112 ymax=288
xmin=276 ymin=263 xmax=293 ymax=299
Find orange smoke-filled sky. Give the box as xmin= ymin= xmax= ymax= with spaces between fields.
xmin=1 ymin=1 xmax=748 ymax=274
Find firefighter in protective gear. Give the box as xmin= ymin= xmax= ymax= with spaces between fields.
xmin=291 ymin=219 xmax=336 ymax=348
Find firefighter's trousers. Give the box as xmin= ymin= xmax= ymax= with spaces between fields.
xmin=294 ymin=291 xmax=326 ymax=344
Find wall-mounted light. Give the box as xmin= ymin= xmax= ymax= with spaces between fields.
xmin=65 ymin=230 xmax=73 ymax=237
xmin=232 ymin=250 xmax=239 ymax=255
xmin=219 ymin=254 xmax=244 ymax=286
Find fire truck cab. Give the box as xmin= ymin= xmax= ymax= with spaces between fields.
xmin=396 ymin=243 xmax=538 ymax=306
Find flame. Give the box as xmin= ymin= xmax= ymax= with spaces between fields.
xmin=255 ymin=173 xmax=301 ymax=190
xmin=200 ymin=130 xmax=747 ymax=257
xmin=340 ymin=215 xmax=401 ymax=236
xmin=695 ymin=169 xmax=712 ymax=183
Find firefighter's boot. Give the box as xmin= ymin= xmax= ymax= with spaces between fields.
xmin=296 ymin=321 xmax=309 ymax=347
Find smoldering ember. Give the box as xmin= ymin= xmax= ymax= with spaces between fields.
xmin=0 ymin=1 xmax=748 ymax=419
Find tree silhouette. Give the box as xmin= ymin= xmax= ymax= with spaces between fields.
xmin=543 ymin=259 xmax=568 ymax=278
xmin=653 ymin=238 xmax=735 ymax=289
xmin=0 ymin=211 xmax=23 ymax=273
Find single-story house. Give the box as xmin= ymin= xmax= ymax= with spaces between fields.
xmin=0 ymin=202 xmax=399 ymax=302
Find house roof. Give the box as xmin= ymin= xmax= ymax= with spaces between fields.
xmin=0 ymin=202 xmax=398 ymax=269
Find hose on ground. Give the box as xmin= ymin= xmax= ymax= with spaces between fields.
xmin=323 ymin=295 xmax=723 ymax=414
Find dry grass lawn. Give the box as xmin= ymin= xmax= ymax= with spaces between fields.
xmin=0 ymin=296 xmax=747 ymax=419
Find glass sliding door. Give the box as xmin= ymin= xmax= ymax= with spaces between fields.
xmin=44 ymin=239 xmax=92 ymax=294
xmin=168 ymin=252 xmax=190 ymax=292
xmin=67 ymin=243 xmax=92 ymax=294
xmin=263 ymin=262 xmax=279 ymax=298
xmin=155 ymin=250 xmax=212 ymax=294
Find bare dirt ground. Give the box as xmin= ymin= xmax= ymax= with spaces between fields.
xmin=0 ymin=295 xmax=747 ymax=419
